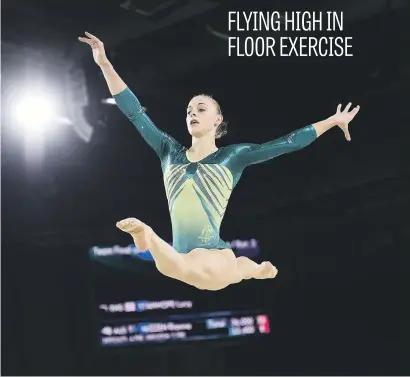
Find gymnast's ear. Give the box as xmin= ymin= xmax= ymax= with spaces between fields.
xmin=215 ymin=114 xmax=223 ymax=127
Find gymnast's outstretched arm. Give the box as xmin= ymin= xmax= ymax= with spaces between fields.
xmin=78 ymin=31 xmax=175 ymax=159
xmin=230 ymin=102 xmax=360 ymax=169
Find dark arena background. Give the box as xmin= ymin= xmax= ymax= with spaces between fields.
xmin=1 ymin=0 xmax=409 ymax=375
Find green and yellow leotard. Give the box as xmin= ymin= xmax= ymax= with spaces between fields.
xmin=114 ymin=88 xmax=317 ymax=253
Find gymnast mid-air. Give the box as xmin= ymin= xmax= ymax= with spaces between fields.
xmin=79 ymin=31 xmax=360 ymax=291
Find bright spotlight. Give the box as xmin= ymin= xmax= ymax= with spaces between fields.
xmin=15 ymin=94 xmax=56 ymax=134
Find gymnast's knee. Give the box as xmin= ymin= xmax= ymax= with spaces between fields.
xmin=236 ymin=256 xmax=247 ymax=263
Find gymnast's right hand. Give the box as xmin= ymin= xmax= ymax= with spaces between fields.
xmin=78 ymin=31 xmax=110 ymax=67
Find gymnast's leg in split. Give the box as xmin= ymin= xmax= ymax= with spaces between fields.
xmin=116 ymin=218 xmax=277 ymax=290
xmin=116 ymin=218 xmax=188 ymax=281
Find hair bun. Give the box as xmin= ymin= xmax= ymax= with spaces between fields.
xmin=216 ymin=121 xmax=228 ymax=139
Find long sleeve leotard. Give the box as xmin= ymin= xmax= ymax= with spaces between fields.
xmin=113 ymin=87 xmax=317 ymax=253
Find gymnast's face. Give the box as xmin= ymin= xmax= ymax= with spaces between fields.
xmin=186 ymin=96 xmax=222 ymax=138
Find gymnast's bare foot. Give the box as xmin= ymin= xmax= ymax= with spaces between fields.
xmin=116 ymin=217 xmax=153 ymax=250
xmin=254 ymin=261 xmax=278 ymax=279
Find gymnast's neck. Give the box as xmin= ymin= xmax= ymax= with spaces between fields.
xmin=189 ymin=133 xmax=218 ymax=156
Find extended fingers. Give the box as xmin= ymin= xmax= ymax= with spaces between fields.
xmin=340 ymin=102 xmax=360 ymax=114
xmin=78 ymin=32 xmax=103 ymax=47
xmin=351 ymin=105 xmax=360 ymax=114
xmin=344 ymin=128 xmax=351 ymax=141
xmin=343 ymin=102 xmax=352 ymax=113
xmin=78 ymin=36 xmax=93 ymax=45
xmin=85 ymin=31 xmax=100 ymax=41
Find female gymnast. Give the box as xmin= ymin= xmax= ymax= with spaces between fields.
xmin=79 ymin=32 xmax=360 ymax=291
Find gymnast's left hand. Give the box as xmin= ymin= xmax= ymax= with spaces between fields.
xmin=329 ymin=102 xmax=360 ymax=141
